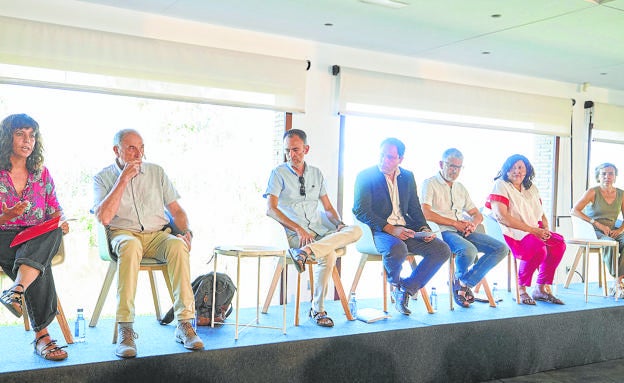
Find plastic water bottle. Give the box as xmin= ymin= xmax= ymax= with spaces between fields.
xmin=348 ymin=292 xmax=358 ymax=318
xmin=430 ymin=287 xmax=438 ymax=311
xmin=74 ymin=308 xmax=86 ymax=342
xmin=493 ymin=282 xmax=500 ymax=302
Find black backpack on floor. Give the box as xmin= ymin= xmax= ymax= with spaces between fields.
xmin=160 ymin=271 xmax=236 ymax=326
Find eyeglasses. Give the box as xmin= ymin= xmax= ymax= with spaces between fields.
xmin=298 ymin=176 xmax=306 ymax=196
xmin=444 ymin=162 xmax=463 ymax=170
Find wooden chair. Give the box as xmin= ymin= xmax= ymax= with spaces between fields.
xmin=564 ymin=216 xmax=618 ymax=302
xmin=89 ymin=224 xmax=174 ymax=343
xmin=426 ymin=221 xmax=497 ymax=309
xmin=0 ymin=239 xmax=73 ymax=344
xmin=349 ymin=217 xmax=436 ymax=314
xmin=482 ymin=214 xmax=521 ymax=304
xmin=261 ymin=211 xmax=354 ymax=325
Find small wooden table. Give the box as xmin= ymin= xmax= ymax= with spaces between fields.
xmin=212 ymin=245 xmax=287 ymax=339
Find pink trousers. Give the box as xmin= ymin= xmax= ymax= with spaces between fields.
xmin=504 ymin=232 xmax=566 ymax=287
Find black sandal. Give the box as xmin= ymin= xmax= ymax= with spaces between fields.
xmin=452 ymin=278 xmax=470 ymax=308
xmin=1 ymin=283 xmax=24 ymax=317
xmin=287 ymin=248 xmax=308 ymax=273
xmin=309 ymin=309 xmax=334 ymax=327
xmin=33 ymin=334 xmax=68 ymax=361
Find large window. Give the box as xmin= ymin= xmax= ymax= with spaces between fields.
xmin=0 ymin=83 xmax=286 ymax=324
xmin=340 ymin=115 xmax=557 ymax=295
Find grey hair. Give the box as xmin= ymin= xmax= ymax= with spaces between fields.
xmin=113 ymin=129 xmax=141 ymax=147
xmin=442 ymin=148 xmax=463 ymax=162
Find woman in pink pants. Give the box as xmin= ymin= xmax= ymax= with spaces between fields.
xmin=487 ymin=154 xmax=565 ymax=305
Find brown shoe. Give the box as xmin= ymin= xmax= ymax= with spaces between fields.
xmin=116 ymin=326 xmax=138 ymax=358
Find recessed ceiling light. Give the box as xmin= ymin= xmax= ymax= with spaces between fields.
xmin=359 ymin=0 xmax=409 ymax=9
xmin=324 ymin=22 xmax=333 ymax=26
xmin=491 ymin=14 xmax=502 ymax=18
xmin=482 ymin=51 xmax=491 ymax=55
xmin=600 ymin=72 xmax=608 ymax=75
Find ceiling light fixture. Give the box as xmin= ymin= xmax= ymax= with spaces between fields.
xmin=359 ymin=0 xmax=409 ymax=9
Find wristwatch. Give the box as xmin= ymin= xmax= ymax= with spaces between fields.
xmin=182 ymin=229 xmax=193 ymax=238
xmin=589 ymin=218 xmax=595 ymax=225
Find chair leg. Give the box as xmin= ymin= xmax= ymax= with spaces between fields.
xmin=22 ymin=297 xmax=30 ymax=331
xmin=350 ymin=253 xmax=370 ymax=294
xmin=477 ymin=278 xmax=497 ymax=308
xmin=419 ymin=287 xmax=434 ymax=314
xmin=294 ymin=272 xmax=302 ymax=326
xmin=331 ymin=266 xmax=354 ymax=320
xmin=308 ymin=264 xmax=315 ymax=301
xmin=513 ymin=254 xmax=521 ymax=305
xmin=147 ymin=269 xmax=162 ymax=321
xmin=507 ymin=251 xmax=512 ymax=293
xmin=90 ymin=261 xmax=116 ymax=327
xmin=564 ymin=248 xmax=583 ymax=288
xmin=262 ymin=260 xmax=285 ymax=314
xmin=449 ymin=254 xmax=455 ymax=311
xmin=56 ymin=298 xmax=74 ymax=344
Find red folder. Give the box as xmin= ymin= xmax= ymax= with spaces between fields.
xmin=9 ymin=216 xmax=61 ymax=247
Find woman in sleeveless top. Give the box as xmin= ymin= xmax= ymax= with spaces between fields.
xmin=571 ymin=163 xmax=624 ymax=296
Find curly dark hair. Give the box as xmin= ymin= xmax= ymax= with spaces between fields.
xmin=494 ymin=154 xmax=535 ymax=189
xmin=0 ymin=114 xmax=44 ymax=173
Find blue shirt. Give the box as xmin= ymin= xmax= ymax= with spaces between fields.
xmin=263 ymin=162 xmax=329 ymax=236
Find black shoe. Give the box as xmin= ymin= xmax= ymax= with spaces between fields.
xmin=391 ymin=287 xmax=411 ymax=315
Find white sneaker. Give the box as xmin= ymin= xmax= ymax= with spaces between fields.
xmin=175 ymin=321 xmax=204 ymax=350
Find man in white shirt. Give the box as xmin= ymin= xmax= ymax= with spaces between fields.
xmin=421 ymin=148 xmax=508 ymax=308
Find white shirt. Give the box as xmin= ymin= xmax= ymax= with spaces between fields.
xmin=489 ymin=179 xmax=543 ymax=240
xmin=382 ymin=167 xmax=406 ymax=226
xmin=421 ymin=172 xmax=476 ymax=232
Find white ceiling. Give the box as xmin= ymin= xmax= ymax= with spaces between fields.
xmin=77 ymin=0 xmax=624 ymax=91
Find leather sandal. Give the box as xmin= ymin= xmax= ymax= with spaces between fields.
xmin=33 ymin=334 xmax=68 ymax=361
xmin=1 ymin=284 xmax=24 ymax=317
xmin=518 ymin=292 xmax=536 ymax=305
xmin=532 ymin=291 xmax=564 ymax=305
xmin=452 ymin=278 xmax=470 ymax=308
xmin=309 ymin=309 xmax=334 ymax=327
xmin=287 ymin=248 xmax=308 ymax=273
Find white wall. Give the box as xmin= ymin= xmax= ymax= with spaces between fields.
xmin=3 ymin=0 xmax=624 ymax=219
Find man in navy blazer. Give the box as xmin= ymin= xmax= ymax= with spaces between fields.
xmin=353 ymin=137 xmax=450 ymax=315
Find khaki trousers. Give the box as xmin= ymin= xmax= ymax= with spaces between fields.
xmin=287 ymin=225 xmax=362 ymax=312
xmin=109 ymin=229 xmax=195 ymax=323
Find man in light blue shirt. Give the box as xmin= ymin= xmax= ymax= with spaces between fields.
xmin=264 ymin=129 xmax=361 ymax=327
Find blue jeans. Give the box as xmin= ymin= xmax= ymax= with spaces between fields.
xmin=373 ymin=232 xmax=451 ymax=295
xmin=441 ymin=231 xmax=508 ymax=287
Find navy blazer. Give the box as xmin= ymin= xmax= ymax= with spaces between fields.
xmin=353 ymin=166 xmax=429 ymax=233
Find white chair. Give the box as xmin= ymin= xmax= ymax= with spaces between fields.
xmin=482 ymin=214 xmax=521 ymax=304
xmin=349 ymin=217 xmax=435 ymax=314
xmin=564 ymin=216 xmax=618 ymax=302
xmin=89 ymin=224 xmax=174 ymax=343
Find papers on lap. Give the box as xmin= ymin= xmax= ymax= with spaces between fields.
xmin=9 ymin=216 xmax=61 ymax=247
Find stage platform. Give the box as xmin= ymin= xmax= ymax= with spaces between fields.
xmin=0 ymin=282 xmax=623 ymax=383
